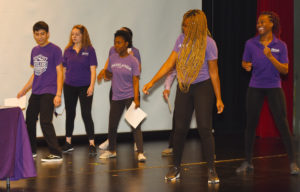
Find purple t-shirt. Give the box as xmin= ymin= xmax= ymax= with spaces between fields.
xmin=173 ymin=33 xmax=218 ymax=84
xmin=30 ymin=43 xmax=62 ymax=95
xmin=63 ymin=46 xmax=98 ymax=87
xmin=107 ymin=54 xmax=140 ymax=100
xmin=243 ymin=35 xmax=288 ymax=88
xmin=109 ymin=46 xmax=141 ymax=64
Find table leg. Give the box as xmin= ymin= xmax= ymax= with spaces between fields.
xmin=6 ymin=178 xmax=10 ymax=189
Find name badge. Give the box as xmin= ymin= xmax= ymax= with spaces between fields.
xmin=82 ymin=52 xmax=89 ymax=56
xmin=271 ymin=48 xmax=280 ymax=53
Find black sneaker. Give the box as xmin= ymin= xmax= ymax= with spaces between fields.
xmin=62 ymin=142 xmax=74 ymax=153
xmin=208 ymin=167 xmax=220 ymax=184
xmin=165 ymin=166 xmax=180 ymax=181
xmin=89 ymin=145 xmax=97 ymax=155
xmin=41 ymin=154 xmax=63 ymax=162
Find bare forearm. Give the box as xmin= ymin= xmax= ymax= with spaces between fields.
xmin=56 ymin=64 xmax=63 ymax=96
xmin=269 ymin=56 xmax=288 ymax=74
xmin=90 ymin=66 xmax=96 ymax=89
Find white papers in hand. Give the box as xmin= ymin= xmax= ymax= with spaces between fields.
xmin=165 ymin=97 xmax=172 ymax=113
xmin=124 ymin=101 xmax=147 ymax=128
xmin=4 ymin=96 xmax=27 ymax=109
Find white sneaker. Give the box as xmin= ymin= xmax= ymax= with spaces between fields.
xmin=99 ymin=150 xmax=116 ymax=159
xmin=99 ymin=139 xmax=109 ymax=150
xmin=134 ymin=143 xmax=138 ymax=152
xmin=138 ymin=153 xmax=146 ymax=162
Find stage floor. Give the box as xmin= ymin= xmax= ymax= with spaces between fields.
xmin=1 ymin=134 xmax=300 ymax=192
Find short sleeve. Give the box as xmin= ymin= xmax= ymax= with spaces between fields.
xmin=62 ymin=49 xmax=68 ymax=67
xmin=89 ymin=46 xmax=98 ymax=66
xmin=109 ymin=46 xmax=115 ymax=56
xmin=132 ymin=48 xmax=141 ymax=64
xmin=279 ymin=42 xmax=289 ymax=63
xmin=54 ymin=46 xmax=63 ymax=66
xmin=132 ymin=57 xmax=140 ymax=77
xmin=242 ymin=40 xmax=252 ymax=62
xmin=107 ymin=55 xmax=112 ymax=72
xmin=173 ymin=34 xmax=184 ymax=53
xmin=206 ymin=38 xmax=218 ymax=61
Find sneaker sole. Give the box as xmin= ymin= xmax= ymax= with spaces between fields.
xmin=164 ymin=173 xmax=180 ymax=181
xmin=41 ymin=159 xmax=63 ymax=162
xmin=208 ymin=179 xmax=220 ymax=184
xmin=62 ymin=148 xmax=74 ymax=153
xmin=99 ymin=154 xmax=116 ymax=159
xmin=161 ymin=153 xmax=173 ymax=157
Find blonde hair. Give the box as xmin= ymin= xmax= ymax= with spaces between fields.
xmin=65 ymin=25 xmax=92 ymax=50
xmin=176 ymin=9 xmax=209 ymax=93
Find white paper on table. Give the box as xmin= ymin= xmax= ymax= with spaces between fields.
xmin=124 ymin=101 xmax=147 ymax=128
xmin=55 ymin=93 xmax=65 ymax=115
xmin=4 ymin=96 xmax=27 ymax=109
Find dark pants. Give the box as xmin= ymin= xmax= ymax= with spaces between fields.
xmin=26 ymin=94 xmax=61 ymax=156
xmin=64 ymin=83 xmax=95 ymax=140
xmin=245 ymin=87 xmax=295 ymax=163
xmin=172 ymin=79 xmax=215 ymax=168
xmin=108 ymin=98 xmax=144 ymax=153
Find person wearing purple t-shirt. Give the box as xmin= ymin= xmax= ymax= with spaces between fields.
xmin=17 ymin=21 xmax=63 ymax=162
xmin=97 ymin=27 xmax=141 ymax=151
xmin=99 ymin=30 xmax=146 ymax=162
xmin=61 ymin=25 xmax=98 ymax=155
xmin=236 ymin=12 xmax=299 ymax=174
xmin=143 ymin=10 xmax=224 ymax=183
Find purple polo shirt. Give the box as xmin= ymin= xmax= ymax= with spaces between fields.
xmin=109 ymin=46 xmax=141 ymax=64
xmin=63 ymin=46 xmax=98 ymax=87
xmin=30 ymin=43 xmax=62 ymax=95
xmin=173 ymin=33 xmax=218 ymax=84
xmin=107 ymin=54 xmax=140 ymax=100
xmin=243 ymin=35 xmax=288 ymax=88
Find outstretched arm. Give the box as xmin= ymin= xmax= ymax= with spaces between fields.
xmin=143 ymin=51 xmax=178 ymax=95
xmin=17 ymin=74 xmax=34 ymax=98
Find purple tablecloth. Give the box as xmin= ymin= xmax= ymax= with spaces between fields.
xmin=0 ymin=107 xmax=36 ymax=180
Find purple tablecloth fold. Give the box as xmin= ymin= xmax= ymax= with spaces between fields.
xmin=0 ymin=107 xmax=36 ymax=180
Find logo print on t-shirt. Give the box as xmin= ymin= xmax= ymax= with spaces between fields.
xmin=33 ymin=54 xmax=48 ymax=76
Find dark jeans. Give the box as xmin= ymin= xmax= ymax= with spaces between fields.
xmin=64 ymin=83 xmax=95 ymax=140
xmin=108 ymin=97 xmax=144 ymax=153
xmin=245 ymin=87 xmax=296 ymax=163
xmin=26 ymin=94 xmax=61 ymax=156
xmin=172 ymin=79 xmax=215 ymax=168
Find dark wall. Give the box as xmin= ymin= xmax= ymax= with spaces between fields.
xmin=203 ymin=0 xmax=257 ymax=134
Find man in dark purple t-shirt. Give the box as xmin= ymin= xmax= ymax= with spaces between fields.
xmin=17 ymin=21 xmax=63 ymax=162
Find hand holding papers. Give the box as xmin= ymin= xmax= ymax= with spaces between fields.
xmin=165 ymin=96 xmax=172 ymax=113
xmin=124 ymin=102 xmax=147 ymax=128
xmin=4 ymin=96 xmax=27 ymax=109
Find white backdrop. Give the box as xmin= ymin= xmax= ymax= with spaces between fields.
xmin=0 ymin=0 xmax=201 ymax=137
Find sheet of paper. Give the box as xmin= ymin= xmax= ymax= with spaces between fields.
xmin=165 ymin=97 xmax=172 ymax=113
xmin=124 ymin=101 xmax=147 ymax=129
xmin=4 ymin=96 xmax=27 ymax=109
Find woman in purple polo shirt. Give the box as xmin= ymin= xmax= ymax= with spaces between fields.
xmin=143 ymin=9 xmax=224 ymax=183
xmin=62 ymin=25 xmax=98 ymax=155
xmin=236 ymin=12 xmax=299 ymax=174
xmin=97 ymin=27 xmax=141 ymax=151
xmin=99 ymin=30 xmax=146 ymax=162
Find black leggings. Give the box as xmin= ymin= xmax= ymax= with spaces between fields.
xmin=172 ymin=79 xmax=215 ymax=168
xmin=108 ymin=97 xmax=144 ymax=153
xmin=64 ymin=83 xmax=95 ymax=140
xmin=245 ymin=87 xmax=295 ymax=163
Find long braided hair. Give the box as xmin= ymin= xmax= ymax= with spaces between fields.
xmin=176 ymin=9 xmax=209 ymax=93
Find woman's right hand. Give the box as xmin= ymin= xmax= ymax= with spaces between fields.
xmin=242 ymin=61 xmax=252 ymax=71
xmin=143 ymin=82 xmax=154 ymax=95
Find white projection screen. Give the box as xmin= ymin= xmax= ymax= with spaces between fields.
xmin=0 ymin=0 xmax=202 ymax=137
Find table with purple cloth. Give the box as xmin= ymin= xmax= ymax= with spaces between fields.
xmin=0 ymin=107 xmax=36 ymax=184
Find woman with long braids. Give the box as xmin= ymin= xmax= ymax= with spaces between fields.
xmin=143 ymin=9 xmax=224 ymax=183
xmin=236 ymin=11 xmax=299 ymax=174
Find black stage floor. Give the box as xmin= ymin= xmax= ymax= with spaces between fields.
xmin=1 ymin=134 xmax=300 ymax=192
